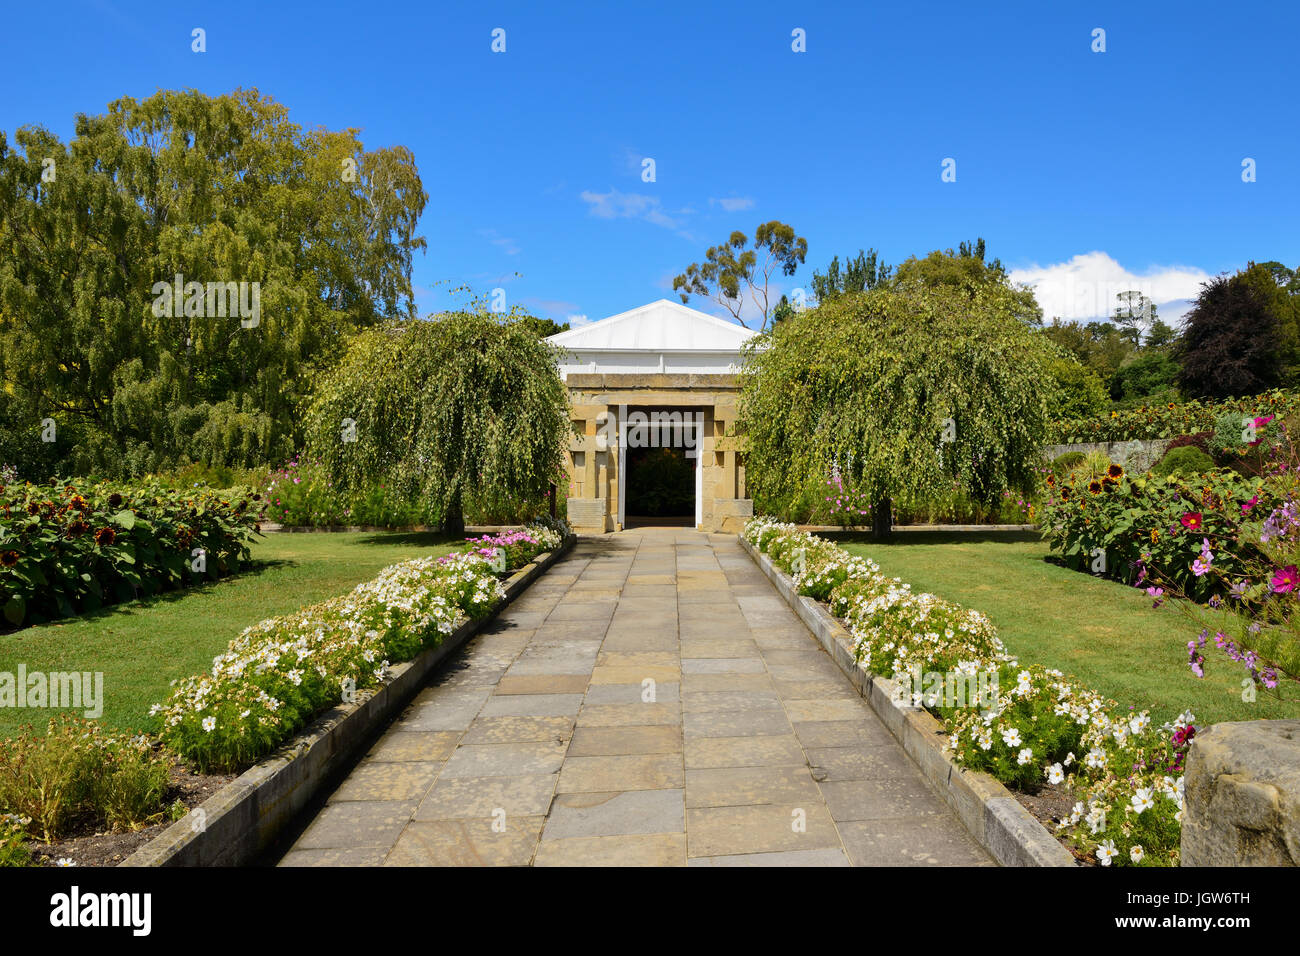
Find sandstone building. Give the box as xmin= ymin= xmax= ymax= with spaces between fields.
xmin=546 ymin=300 xmax=755 ymax=534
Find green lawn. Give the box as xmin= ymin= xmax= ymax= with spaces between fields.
xmin=0 ymin=531 xmax=458 ymax=737
xmin=836 ymin=530 xmax=1300 ymax=728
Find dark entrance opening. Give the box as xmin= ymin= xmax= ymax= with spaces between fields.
xmin=624 ymin=410 xmax=696 ymax=527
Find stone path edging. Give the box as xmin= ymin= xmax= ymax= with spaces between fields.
xmin=738 ymin=534 xmax=1076 ymax=867
xmin=121 ymin=535 xmax=576 ymax=867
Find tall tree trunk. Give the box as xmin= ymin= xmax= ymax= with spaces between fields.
xmin=442 ymin=486 xmax=465 ymax=538
xmin=871 ymin=498 xmax=893 ymax=539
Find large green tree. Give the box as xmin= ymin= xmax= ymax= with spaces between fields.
xmin=303 ymin=310 xmax=572 ymax=535
xmin=739 ymin=282 xmax=1057 ymax=523
xmin=809 ymin=248 xmax=892 ymax=303
xmin=892 ymin=240 xmax=1043 ymax=325
xmin=0 ymin=88 xmax=427 ymax=479
xmin=1239 ymin=261 xmax=1300 ymax=384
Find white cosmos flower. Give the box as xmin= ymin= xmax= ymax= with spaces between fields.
xmin=1045 ymin=763 xmax=1065 ymax=784
xmin=1017 ymin=748 xmax=1034 ymax=766
xmin=1097 ymin=840 xmax=1118 ymax=866
xmin=201 ymin=716 xmax=217 ymax=732
xmin=1131 ymin=788 xmax=1155 ymax=814
xmin=1001 ymin=727 xmax=1022 ymax=748
xmin=1130 ymin=844 xmax=1145 ymax=864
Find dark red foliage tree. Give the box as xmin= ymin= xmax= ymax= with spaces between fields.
xmin=1176 ymin=274 xmax=1281 ymax=399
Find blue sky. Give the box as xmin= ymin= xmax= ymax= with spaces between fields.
xmin=2 ymin=0 xmax=1296 ymax=328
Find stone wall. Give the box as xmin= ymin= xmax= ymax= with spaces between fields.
xmin=1045 ymin=439 xmax=1171 ymax=472
xmin=1181 ymin=719 xmax=1300 ymax=866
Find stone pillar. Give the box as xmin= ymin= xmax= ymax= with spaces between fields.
xmin=1182 ymin=719 xmax=1300 ymax=866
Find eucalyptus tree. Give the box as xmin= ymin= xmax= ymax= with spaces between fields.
xmin=671 ymin=221 xmax=807 ymax=330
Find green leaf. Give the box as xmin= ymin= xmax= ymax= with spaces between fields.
xmin=2 ymin=596 xmax=23 ymax=625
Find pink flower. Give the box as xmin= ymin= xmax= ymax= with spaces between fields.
xmin=1180 ymin=512 xmax=1203 ymax=530
xmin=1270 ymin=565 xmax=1298 ymax=593
xmin=1242 ymin=495 xmax=1259 ymax=514
xmin=1249 ymin=416 xmax=1274 ymax=446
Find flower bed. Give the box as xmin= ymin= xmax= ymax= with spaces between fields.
xmin=1048 ymin=390 xmax=1296 ymax=444
xmin=152 ymin=519 xmax=568 ymax=772
xmin=0 ymin=715 xmax=177 ymax=865
xmin=745 ymin=515 xmax=1195 ymax=866
xmin=0 ymin=478 xmax=263 ymax=628
xmin=1038 ymin=463 xmax=1271 ymax=601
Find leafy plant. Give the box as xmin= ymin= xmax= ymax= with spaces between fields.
xmin=1151 ymin=446 xmax=1215 ymax=477
xmin=1048 ymin=389 xmax=1296 ymax=444
xmin=0 ymin=478 xmax=263 ymax=628
xmin=0 ymin=716 xmax=172 ymax=841
xmin=1039 ymin=460 xmax=1270 ymax=600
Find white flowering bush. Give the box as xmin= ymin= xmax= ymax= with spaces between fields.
xmin=155 ymin=522 xmax=564 ymax=772
xmin=744 ymin=516 xmax=1195 ymax=867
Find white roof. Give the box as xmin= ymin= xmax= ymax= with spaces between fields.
xmin=546 ymin=299 xmax=756 ymax=353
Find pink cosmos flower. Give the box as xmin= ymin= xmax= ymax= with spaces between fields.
xmin=1270 ymin=565 xmax=1298 ymax=593
xmin=1249 ymin=416 xmax=1274 ymax=446
xmin=1180 ymin=512 xmax=1203 ymax=530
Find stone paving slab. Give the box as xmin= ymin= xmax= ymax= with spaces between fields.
xmin=280 ymin=528 xmax=992 ymax=867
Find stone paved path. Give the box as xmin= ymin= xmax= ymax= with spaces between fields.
xmin=278 ymin=529 xmax=992 ymax=866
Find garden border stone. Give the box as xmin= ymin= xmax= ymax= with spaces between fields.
xmin=738 ymin=534 xmax=1076 ymax=868
xmin=121 ymin=534 xmax=576 ymax=867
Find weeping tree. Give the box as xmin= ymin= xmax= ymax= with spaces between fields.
xmin=304 ymin=310 xmax=572 ymax=534
xmin=738 ymin=282 xmax=1059 ymax=527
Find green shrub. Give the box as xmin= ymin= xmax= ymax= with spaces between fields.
xmin=1052 ymin=452 xmax=1086 ymax=476
xmin=0 ymin=478 xmax=263 ymax=628
xmin=0 ymin=716 xmax=172 ymax=841
xmin=1048 ymin=389 xmax=1294 ymax=443
xmin=1039 ymin=464 xmax=1270 ymax=600
xmin=0 ymin=815 xmax=30 ymax=867
xmin=1164 ymin=431 xmax=1213 ymax=456
xmin=1151 ymin=446 xmax=1215 ymax=477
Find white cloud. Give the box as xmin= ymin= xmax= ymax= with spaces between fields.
xmin=522 ymin=297 xmax=578 ymax=315
xmin=566 ymin=313 xmax=592 ymax=327
xmin=579 ymin=188 xmax=678 ymax=229
xmin=709 ymin=196 xmax=755 ymax=212
xmin=477 ymin=228 xmax=520 ymax=256
xmin=1009 ymin=252 xmax=1210 ymax=325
